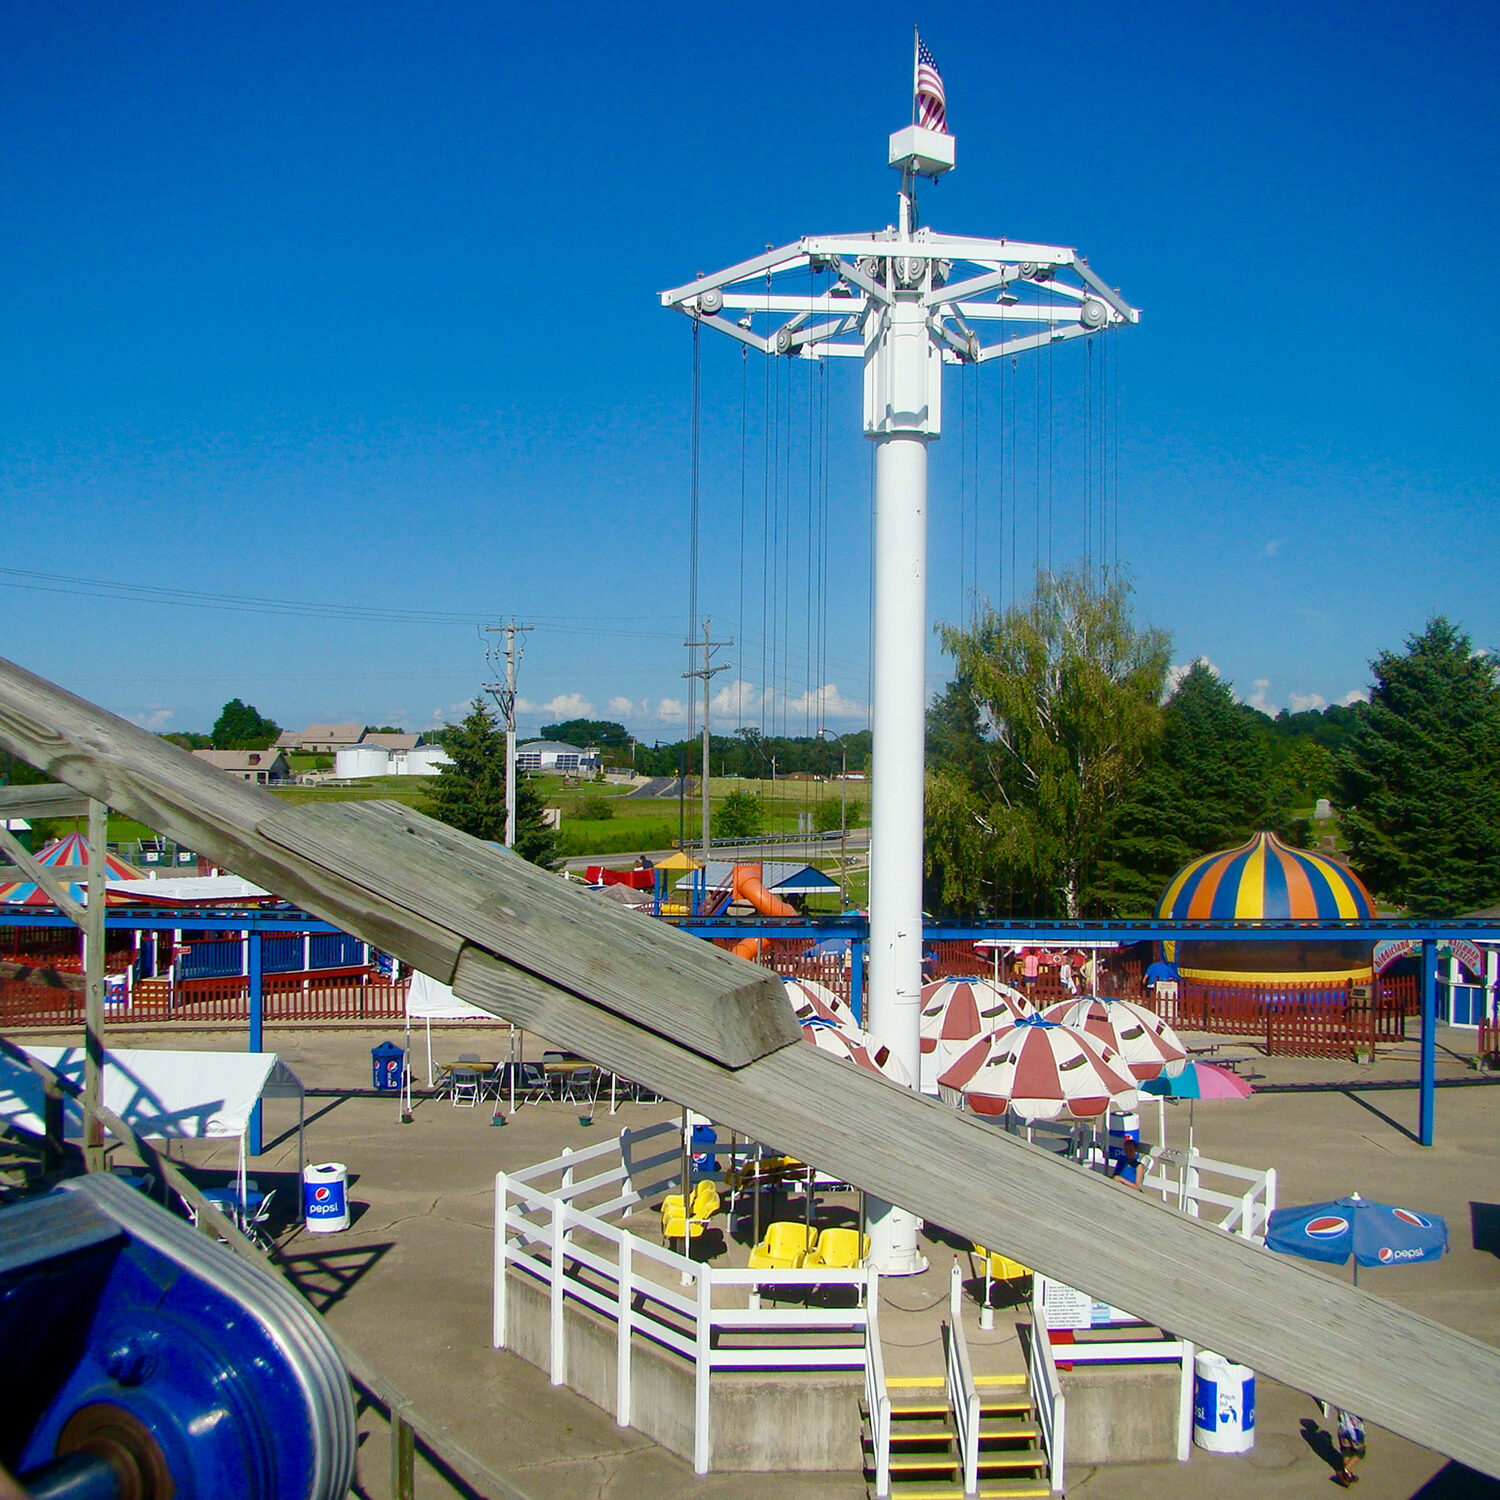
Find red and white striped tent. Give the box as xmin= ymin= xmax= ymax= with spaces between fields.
xmin=937 ymin=1016 xmax=1138 ymax=1121
xmin=1040 ymin=996 xmax=1188 ymax=1082
xmin=0 ymin=833 xmax=141 ymax=907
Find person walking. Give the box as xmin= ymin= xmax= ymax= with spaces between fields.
xmin=1333 ymin=1408 xmax=1365 ymax=1485
xmin=1021 ymin=948 xmax=1039 ymax=997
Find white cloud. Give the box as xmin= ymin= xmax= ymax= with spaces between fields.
xmin=127 ymin=706 xmax=175 ymax=732
xmin=1263 ymin=539 xmax=1285 ymax=558
xmin=704 ymin=678 xmax=868 ymax=727
xmin=1340 ymin=689 xmax=1367 ymax=706
xmin=1165 ymin=656 xmax=1218 ymax=695
xmin=1288 ymin=692 xmax=1326 ymax=713
xmin=1244 ymin=679 xmax=1275 ymax=715
xmin=656 ymin=697 xmax=688 ymax=724
xmin=540 ymin=692 xmax=594 ymax=718
xmin=608 ymin=696 xmax=637 ymax=717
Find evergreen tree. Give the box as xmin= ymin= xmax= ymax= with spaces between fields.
xmin=1334 ymin=617 xmax=1500 ymax=915
xmin=424 ymin=698 xmax=559 ymax=866
xmin=925 ymin=568 xmax=1171 ymax=918
xmin=1096 ymin=662 xmax=1283 ymax=914
xmin=211 ymin=698 xmax=279 ymax=750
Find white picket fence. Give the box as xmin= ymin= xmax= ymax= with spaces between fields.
xmin=492 ymin=1119 xmax=872 ymax=1474
xmin=1142 ymin=1147 xmax=1277 ymax=1239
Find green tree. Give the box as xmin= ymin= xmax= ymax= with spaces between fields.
xmin=211 ymin=698 xmax=279 ymax=750
xmin=1334 ymin=617 xmax=1500 ymax=915
xmin=711 ymin=789 xmax=763 ymax=840
xmin=1096 ymin=662 xmax=1283 ymax=915
xmin=539 ymin=718 xmax=631 ymax=750
xmin=925 ymin=568 xmax=1171 ymax=918
xmin=424 ymin=698 xmax=559 ymax=865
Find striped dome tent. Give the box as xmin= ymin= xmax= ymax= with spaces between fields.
xmin=1156 ymin=832 xmax=1374 ymax=922
xmin=1156 ymin=832 xmax=1375 ymax=984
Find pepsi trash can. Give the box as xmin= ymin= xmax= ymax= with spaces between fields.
xmin=303 ymin=1162 xmax=350 ymax=1234
xmin=691 ymin=1124 xmax=719 ymax=1175
xmin=1193 ymin=1349 xmax=1256 ymax=1452
xmin=371 ymin=1040 xmax=405 ymax=1094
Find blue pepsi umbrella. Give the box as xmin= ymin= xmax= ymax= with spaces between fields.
xmin=803 ymin=936 xmax=852 ymax=958
xmin=1267 ymin=1192 xmax=1447 ymax=1285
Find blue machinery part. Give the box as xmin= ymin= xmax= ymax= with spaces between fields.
xmin=0 ymin=1174 xmax=355 ymax=1500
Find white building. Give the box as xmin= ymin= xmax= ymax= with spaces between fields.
xmin=515 ymin=741 xmax=601 ymax=774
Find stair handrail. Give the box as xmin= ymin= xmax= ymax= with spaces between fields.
xmin=1028 ymin=1289 xmax=1066 ymax=1495
xmin=945 ymin=1260 xmax=982 ymax=1495
xmin=864 ymin=1273 xmax=891 ymax=1497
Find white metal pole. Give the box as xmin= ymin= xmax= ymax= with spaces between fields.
xmin=504 ymin=623 xmax=518 ymax=848
xmin=864 ymin=435 xmax=930 ymax=1276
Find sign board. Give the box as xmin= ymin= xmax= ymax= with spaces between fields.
xmin=1037 ymin=1273 xmax=1135 ymax=1330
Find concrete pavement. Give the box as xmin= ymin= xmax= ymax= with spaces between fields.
xmin=47 ymin=1019 xmax=1500 ymax=1500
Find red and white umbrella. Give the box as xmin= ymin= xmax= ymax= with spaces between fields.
xmin=937 ymin=1017 xmax=1138 ymax=1120
xmin=919 ymin=977 xmax=1033 ymax=1092
xmin=1040 ymin=996 xmax=1187 ymax=1081
xmin=801 ymin=1022 xmax=913 ymax=1087
xmin=919 ymin=977 xmax=1032 ymax=1051
xmin=783 ymin=977 xmax=855 ymax=1030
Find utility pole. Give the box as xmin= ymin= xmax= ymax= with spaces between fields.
xmin=661 ymin=92 xmax=1137 ymax=1274
xmin=819 ymin=729 xmax=849 ymax=909
xmin=682 ymin=618 xmax=732 ymax=859
xmin=484 ymin=620 xmax=533 ymax=847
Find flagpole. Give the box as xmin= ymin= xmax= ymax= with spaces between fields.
xmin=911 ymin=27 xmax=919 ymax=125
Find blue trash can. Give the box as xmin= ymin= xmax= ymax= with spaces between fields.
xmin=691 ymin=1124 xmax=719 ymax=1174
xmin=371 ymin=1041 xmax=405 ymax=1094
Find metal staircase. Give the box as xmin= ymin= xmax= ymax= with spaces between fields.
xmin=861 ymin=1267 xmax=1053 ymax=1499
xmin=861 ymin=1373 xmax=1049 ymax=1499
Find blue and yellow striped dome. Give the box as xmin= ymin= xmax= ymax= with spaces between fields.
xmin=1156 ymin=832 xmax=1375 ymax=922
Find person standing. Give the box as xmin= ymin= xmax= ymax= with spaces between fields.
xmin=1022 ymin=948 xmax=1039 ymax=997
xmin=1333 ymin=1408 xmax=1365 ymax=1486
xmin=1111 ymin=1135 xmax=1149 ymax=1190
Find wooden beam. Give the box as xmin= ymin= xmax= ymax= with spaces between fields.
xmin=0 ymin=782 xmax=91 ymax=820
xmin=0 ymin=653 xmax=1496 ymax=1479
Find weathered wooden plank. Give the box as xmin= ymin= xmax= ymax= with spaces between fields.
xmin=0 ymin=782 xmax=91 ymax=819
xmin=447 ymin=944 xmax=1500 ymax=1481
xmin=256 ymin=800 xmax=798 ymax=1068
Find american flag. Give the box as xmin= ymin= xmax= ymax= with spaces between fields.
xmin=915 ymin=36 xmax=947 ymax=133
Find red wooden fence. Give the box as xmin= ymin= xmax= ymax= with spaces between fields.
xmin=0 ymin=972 xmax=407 ymax=1028
xmin=1143 ymin=975 xmax=1413 ymax=1061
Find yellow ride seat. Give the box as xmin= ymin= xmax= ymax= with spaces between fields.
xmin=804 ymin=1226 xmax=869 ymax=1268
xmin=747 ymin=1221 xmax=818 ymax=1270
xmin=971 ymin=1243 xmax=1032 ymax=1280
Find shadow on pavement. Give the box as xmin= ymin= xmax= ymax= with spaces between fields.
xmin=274 ymin=1239 xmax=393 ymax=1313
xmin=1470 ymin=1201 xmax=1500 ymax=1257
xmin=1409 ymin=1462 xmax=1500 ymax=1498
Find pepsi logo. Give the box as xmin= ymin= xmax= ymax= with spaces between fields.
xmin=1392 ymin=1208 xmax=1431 ymax=1228
xmin=1378 ymin=1245 xmax=1424 ymax=1262
xmin=1305 ymin=1215 xmax=1348 ymax=1239
xmin=314 ymin=1186 xmax=331 ymax=1202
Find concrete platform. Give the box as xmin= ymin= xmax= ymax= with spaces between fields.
xmin=29 ymin=1018 xmax=1500 ymax=1500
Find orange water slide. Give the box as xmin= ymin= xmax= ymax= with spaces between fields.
xmin=731 ymin=862 xmax=798 ymax=918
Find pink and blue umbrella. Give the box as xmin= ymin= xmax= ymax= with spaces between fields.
xmin=1267 ymin=1192 xmax=1447 ymax=1284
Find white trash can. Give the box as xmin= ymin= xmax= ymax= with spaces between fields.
xmin=302 ymin=1162 xmax=350 ymax=1234
xmin=1193 ymin=1350 xmax=1255 ymax=1452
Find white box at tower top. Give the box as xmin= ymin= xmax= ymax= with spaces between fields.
xmin=889 ymin=126 xmax=954 ymax=177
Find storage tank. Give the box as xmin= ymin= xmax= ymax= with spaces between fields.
xmin=334 ymin=746 xmax=390 ymax=779
xmin=401 ymin=745 xmax=453 ymax=776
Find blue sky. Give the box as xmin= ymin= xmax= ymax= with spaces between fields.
xmin=2 ymin=1 xmax=1496 ymax=743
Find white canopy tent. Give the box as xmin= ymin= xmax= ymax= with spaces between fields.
xmin=405 ymin=968 xmax=514 ymax=1088
xmin=0 ymin=1045 xmax=304 ymax=1213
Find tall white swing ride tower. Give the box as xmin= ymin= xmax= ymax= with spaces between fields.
xmin=661 ymin=87 xmax=1139 ymax=1275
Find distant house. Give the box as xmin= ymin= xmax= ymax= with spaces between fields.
xmin=515 ymin=740 xmax=602 ymax=774
xmin=359 ymin=732 xmax=422 ymax=753
xmin=191 ymin=749 xmax=291 ymax=785
xmin=275 ymin=723 xmax=365 ymax=754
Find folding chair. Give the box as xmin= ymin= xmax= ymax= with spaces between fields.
xmin=560 ymin=1065 xmax=598 ymax=1108
xmin=449 ymin=1065 xmax=481 ymax=1108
